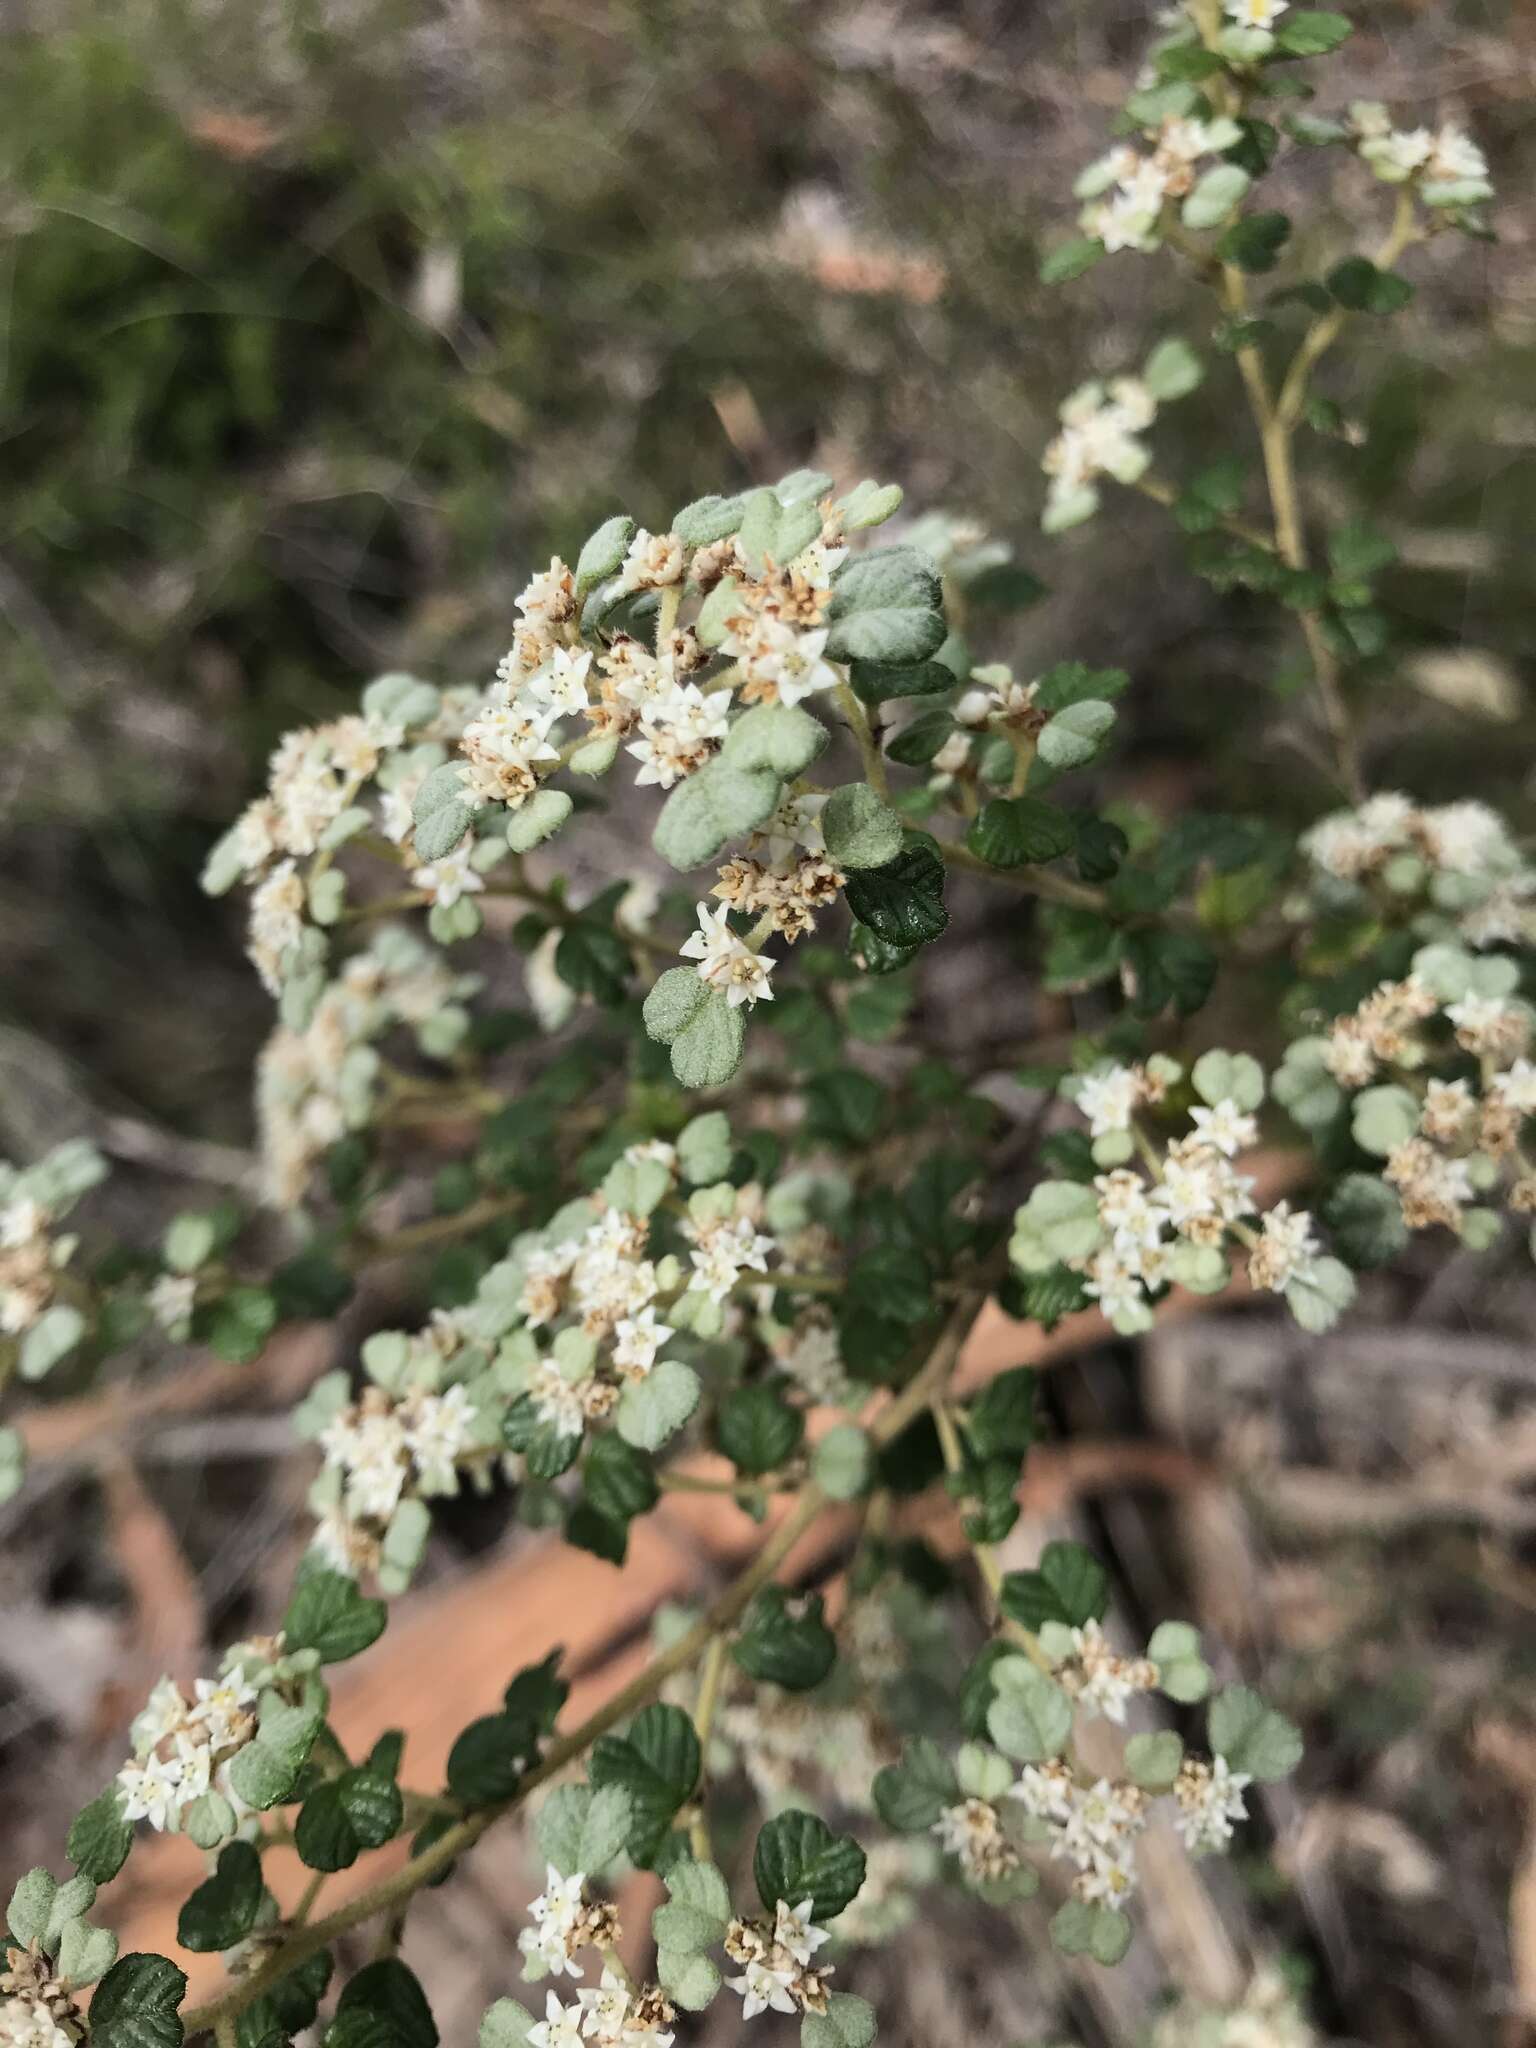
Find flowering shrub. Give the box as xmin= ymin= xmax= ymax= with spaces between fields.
xmin=0 ymin=6 xmax=1515 ymax=2045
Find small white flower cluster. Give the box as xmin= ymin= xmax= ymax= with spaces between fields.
xmin=0 ymin=1142 xmax=104 ymax=1345
xmin=519 ymin=1866 xmax=620 ymax=1981
xmin=1042 ymin=377 xmax=1157 ymax=532
xmin=1279 ymin=960 xmax=1536 ymax=1244
xmin=115 ymin=1662 xmax=263 ymax=1834
xmin=256 ymin=926 xmax=480 ymax=1205
xmin=1351 ymin=101 xmax=1494 ymax=209
xmin=201 ymin=666 xmax=494 ymax=1001
xmin=931 ymin=1796 xmax=1023 ymax=1886
xmin=1011 ymin=1764 xmax=1149 ymax=1907
xmin=211 ymin=714 xmax=405 ymax=993
xmin=1300 ymin=792 xmax=1536 ymax=950
xmin=0 ymin=1948 xmax=81 ymax=2048
xmin=1075 ymin=113 xmax=1241 ymax=256
xmin=526 ymin=1973 xmax=676 ymax=2048
xmin=710 ymin=794 xmax=847 ymax=946
xmin=1053 ymin=1619 xmax=1160 ymax=1724
xmin=319 ymin=1381 xmax=479 ymax=1530
xmin=724 ymin=1898 xmax=834 ymax=2021
xmin=1015 ymin=1055 xmax=1357 ymax=1333
xmin=1171 ymin=1755 xmax=1253 ymax=1855
xmin=0 ymin=1996 xmax=74 ymax=2048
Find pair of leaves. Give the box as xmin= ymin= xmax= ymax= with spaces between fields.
xmin=652 ymin=1859 xmax=731 ymax=2013
xmin=589 ymin=1703 xmax=700 ymax=1866
xmin=535 ymin=1782 xmax=634 ymax=1879
xmin=296 ymin=1768 xmax=404 ymax=1873
xmin=643 ymin=968 xmax=745 ymax=1091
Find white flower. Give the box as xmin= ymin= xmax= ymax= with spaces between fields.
xmin=726 ymin=1957 xmax=798 ymax=2020
xmin=1360 ymin=126 xmax=1434 ymax=181
xmin=117 ymin=1751 xmax=188 ymax=1832
xmin=403 ymin=1383 xmax=478 ymax=1488
xmin=679 ymin=902 xmax=776 ymax=1009
xmin=1188 ymin=1098 xmax=1257 ymax=1158
xmin=1075 ymin=1065 xmax=1141 ymax=1136
xmin=529 ymin=1358 xmax=588 ymax=1441
xmin=772 ymin=1897 xmax=830 ymax=1968
xmin=745 ymin=624 xmax=841 ymax=708
xmin=527 ymin=1989 xmax=586 ymax=2048
xmin=1492 ymin=1059 xmax=1536 ymax=1117
xmin=519 ymin=1865 xmax=588 ymax=1979
xmin=523 ymin=647 xmax=594 ymax=718
xmin=687 ymin=1215 xmax=775 ymax=1303
xmin=613 ymin=1306 xmax=674 ymax=1378
xmin=188 ymin=1672 xmax=257 ymax=1749
xmin=412 ymin=844 xmax=485 ymax=910
xmin=1173 ymin=1755 xmax=1252 ymax=1854
xmin=1225 ymin=0 xmax=1286 ymax=26
xmin=1248 ymin=1201 xmax=1321 ymax=1292
xmin=147 ymin=1271 xmax=197 ymax=1339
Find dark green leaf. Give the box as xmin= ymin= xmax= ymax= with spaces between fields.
xmin=967 ymin=798 xmax=1076 ymax=870
xmin=503 ymin=1651 xmax=567 ymax=1731
xmin=68 ymin=1787 xmax=134 ymax=1884
xmin=90 ymin=1953 xmax=188 ymax=2048
xmin=177 ymin=1841 xmax=264 ymax=1951
xmin=732 ymin=1588 xmax=836 ymax=1690
xmin=1122 ymin=928 xmax=1218 ymax=1017
xmin=295 ymin=1771 xmax=404 ymax=1873
xmin=329 ymin=1959 xmax=437 ymax=2048
xmin=1034 ymin=662 xmax=1130 ymax=712
xmin=1074 ymin=817 xmax=1128 ymax=882
xmin=199 ymin=1285 xmax=277 ymax=1365
xmin=447 ymin=1708 xmax=543 ymax=1808
xmin=872 ymin=1738 xmax=959 ymax=1832
xmin=1000 ymin=1541 xmax=1109 ymax=1630
xmin=283 ymin=1570 xmax=387 ymax=1666
xmin=848 ymin=659 xmax=956 ymax=704
xmin=554 ymin=922 xmax=631 ymax=1007
xmin=1216 ymin=211 xmax=1291 ymax=273
xmin=964 ymin=1367 xmax=1037 ymax=1461
xmin=844 ymin=847 xmax=948 ymax=949
xmin=502 ymin=1396 xmax=582 ymax=1480
xmin=1327 ymin=257 xmax=1413 ymax=313
xmin=590 ymin=1705 xmax=700 ymax=1866
xmin=583 ymin=1433 xmax=659 ymax=1526
xmin=717 ymin=1385 xmax=804 ymax=1476
xmin=753 ymin=1810 xmax=866 ymax=1922
xmin=884 ymin=710 xmax=955 ymax=766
